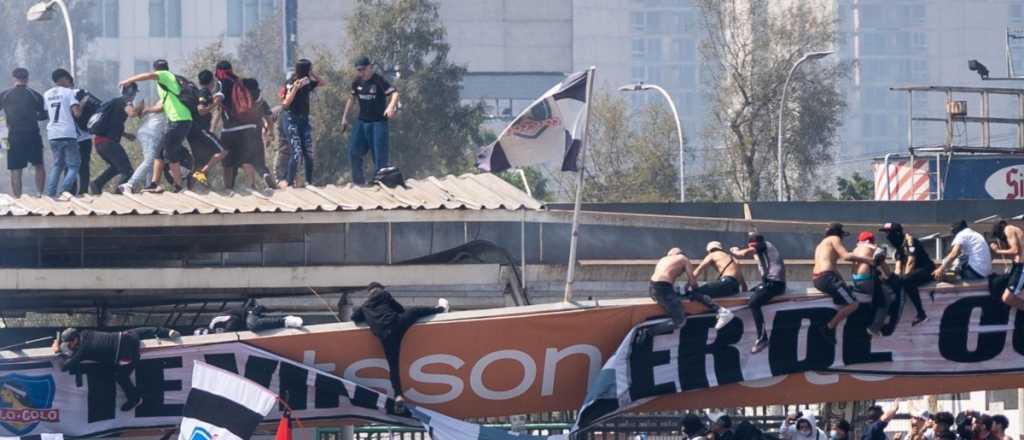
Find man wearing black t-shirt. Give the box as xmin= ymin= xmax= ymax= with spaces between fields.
xmin=880 ymin=222 xmax=932 ymax=326
xmin=282 ymin=58 xmax=321 ymax=186
xmin=89 ymin=83 xmax=139 ymax=193
xmin=0 ymin=68 xmax=47 ymax=196
xmin=186 ymin=70 xmax=228 ymax=186
xmin=216 ymin=61 xmax=274 ymax=189
xmin=342 ymin=56 xmax=399 ymax=185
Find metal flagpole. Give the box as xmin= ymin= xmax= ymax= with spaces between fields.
xmin=563 ymin=66 xmax=596 ymax=303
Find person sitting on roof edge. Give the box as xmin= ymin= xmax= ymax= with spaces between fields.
xmin=641 ymin=247 xmax=735 ymax=345
xmin=195 ymin=298 xmax=303 ymax=335
xmin=352 ymin=282 xmax=448 ymax=411
xmin=53 ymin=326 xmax=180 ymax=411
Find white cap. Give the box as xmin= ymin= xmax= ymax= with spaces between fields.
xmin=706 ymin=241 xmax=723 ymax=252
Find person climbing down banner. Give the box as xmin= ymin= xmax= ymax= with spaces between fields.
xmin=178 ymin=361 xmax=277 ymax=440
xmin=572 ymin=289 xmax=1024 ymax=433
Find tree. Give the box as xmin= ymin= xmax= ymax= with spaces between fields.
xmin=0 ymin=0 xmax=98 ymax=91
xmin=498 ymin=168 xmax=551 ymax=202
xmin=343 ymin=0 xmax=485 ymax=181
xmin=816 ymin=172 xmax=873 ymax=201
xmin=695 ymin=0 xmax=849 ymax=201
xmin=549 ymin=92 xmax=680 ymax=203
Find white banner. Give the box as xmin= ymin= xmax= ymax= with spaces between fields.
xmin=574 ymin=287 xmax=1024 ymax=432
xmin=0 ymin=343 xmax=415 ymax=436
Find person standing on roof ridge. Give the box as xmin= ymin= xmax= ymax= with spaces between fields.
xmin=731 ymin=232 xmax=786 ymax=353
xmin=0 ymin=67 xmax=48 ymax=197
xmin=812 ymin=223 xmax=876 ymax=345
xmin=342 ymin=56 xmax=399 ymax=185
xmin=352 ymin=282 xmax=448 ymax=412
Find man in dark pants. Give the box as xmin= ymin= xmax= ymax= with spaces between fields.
xmin=53 ymin=326 xmax=179 ymax=411
xmin=730 ymin=233 xmax=787 ymax=353
xmin=199 ymin=298 xmax=302 ymax=334
xmin=352 ymin=282 xmax=449 ymax=409
xmin=0 ymin=67 xmax=47 ymax=197
xmin=89 ymin=83 xmax=139 ymax=193
xmin=342 ymin=56 xmax=399 ymax=185
xmin=880 ymin=222 xmax=932 ymax=326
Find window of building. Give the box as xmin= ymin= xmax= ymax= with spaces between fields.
xmin=646 ymin=38 xmax=662 ymax=61
xmin=85 ymin=60 xmax=120 ymax=98
xmin=631 ymin=65 xmax=646 ymax=82
xmin=672 ymin=38 xmax=696 ymax=62
xmin=632 ymin=38 xmax=645 ymax=58
xmin=1010 ymin=3 xmax=1024 ymax=24
xmin=911 ymin=32 xmax=927 ymax=51
xmin=987 ymin=389 xmax=1019 ymax=410
xmin=149 ymin=0 xmax=181 ymax=37
xmin=631 ymin=12 xmax=645 ymax=32
xmin=227 ymin=0 xmax=277 ymax=37
xmin=90 ymin=0 xmax=118 ymax=38
xmin=909 ymin=4 xmax=926 ymax=26
xmin=911 ymin=59 xmax=928 ymax=82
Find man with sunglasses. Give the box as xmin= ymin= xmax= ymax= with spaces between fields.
xmin=342 ymin=56 xmax=399 ymax=185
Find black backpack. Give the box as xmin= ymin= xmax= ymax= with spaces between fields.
xmin=373 ymin=166 xmax=407 ymax=189
xmin=86 ymin=99 xmax=120 ymax=135
xmin=73 ymin=89 xmax=103 ymax=133
xmin=157 ymin=74 xmax=200 ymax=115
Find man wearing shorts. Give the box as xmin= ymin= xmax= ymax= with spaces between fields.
xmin=812 ymin=223 xmax=875 ymax=344
xmin=991 ymin=220 xmax=1024 ymax=311
xmin=118 ymin=59 xmax=191 ymax=193
xmin=0 ymin=68 xmax=46 ymax=197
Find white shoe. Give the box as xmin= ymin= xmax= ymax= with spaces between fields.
xmin=118 ymin=183 xmax=133 ymax=194
xmin=284 ymin=316 xmax=303 ymax=328
xmin=437 ymin=298 xmax=450 ymax=313
xmin=168 ymin=330 xmax=181 ymax=339
xmin=714 ymin=308 xmax=735 ymax=330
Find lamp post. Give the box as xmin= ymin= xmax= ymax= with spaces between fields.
xmin=619 ymin=82 xmax=686 ymax=202
xmin=26 ymin=0 xmax=76 ymax=79
xmin=777 ymin=50 xmax=833 ymax=201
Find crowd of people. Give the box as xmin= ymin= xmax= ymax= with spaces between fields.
xmin=0 ymin=55 xmax=399 ymax=197
xmin=679 ymin=402 xmax=1015 ymax=440
xmin=647 ymin=219 xmax=1024 ymax=353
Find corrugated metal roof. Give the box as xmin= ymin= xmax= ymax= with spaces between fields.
xmin=0 ymin=174 xmax=543 ymax=217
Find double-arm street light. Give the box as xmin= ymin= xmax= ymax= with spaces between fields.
xmin=26 ymin=0 xmax=76 ymax=78
xmin=619 ymin=82 xmax=686 ymax=202
xmin=777 ymin=50 xmax=834 ymax=201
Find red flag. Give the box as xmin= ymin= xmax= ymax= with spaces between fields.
xmin=274 ymin=411 xmax=292 ymax=440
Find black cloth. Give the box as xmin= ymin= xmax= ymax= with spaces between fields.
xmin=61 ymin=330 xmax=121 ymax=371
xmin=901 ymin=265 xmax=932 ymax=318
xmin=814 ymin=271 xmax=856 ymax=306
xmin=158 ymin=121 xmax=192 ymax=163
xmin=351 ymin=74 xmax=394 ymax=122
xmin=689 ymin=276 xmax=740 ymax=298
xmin=1008 ymin=262 xmax=1024 ymax=296
xmin=6 ymin=130 xmax=43 ymax=170
xmin=352 ymin=289 xmax=442 ymax=395
xmin=749 ymin=279 xmax=786 ymax=338
xmin=219 ymin=77 xmax=238 ymax=126
xmin=92 ymin=96 xmax=132 ymax=142
xmin=196 ymin=87 xmax=215 ymax=130
xmin=0 ymin=85 xmax=46 ymax=132
xmin=93 ymin=141 xmax=134 ymax=191
xmin=186 ymin=123 xmax=224 ymax=169
xmin=76 ymin=138 xmax=92 ymax=196
xmin=861 ymin=420 xmax=887 ymax=440
xmin=648 ymin=281 xmax=686 ymax=335
xmin=285 ymin=78 xmax=318 ymax=116
xmin=895 ymin=236 xmax=936 ymax=272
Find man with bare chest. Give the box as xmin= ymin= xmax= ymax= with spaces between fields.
xmin=645 ymin=248 xmax=735 ymax=341
xmin=991 ymin=220 xmax=1024 ymax=311
xmin=812 ymin=223 xmax=876 ymax=344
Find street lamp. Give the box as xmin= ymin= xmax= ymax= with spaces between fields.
xmin=26 ymin=0 xmax=76 ymax=79
xmin=619 ymin=82 xmax=686 ymax=203
xmin=777 ymin=50 xmax=833 ymax=201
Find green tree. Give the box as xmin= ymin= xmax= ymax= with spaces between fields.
xmin=695 ymin=0 xmax=849 ymax=201
xmin=342 ymin=0 xmax=485 ymax=181
xmin=498 ymin=168 xmax=551 ymax=202
xmin=550 ymin=92 xmax=681 ymax=203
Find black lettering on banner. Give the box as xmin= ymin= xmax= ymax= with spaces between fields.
xmin=135 ymin=356 xmax=183 ymax=417
xmin=769 ymin=308 xmax=835 ymax=375
xmin=940 ymin=296 xmax=1009 ymax=362
xmin=204 ymin=353 xmax=239 ymax=373
xmin=678 ymin=316 xmax=744 ymax=391
xmin=1014 ymin=310 xmax=1024 ymax=356
xmin=843 ymin=303 xmax=893 ymax=365
xmin=314 ymin=373 xmax=346 ymax=409
xmin=627 ymin=324 xmax=675 ymax=401
xmin=244 ymin=356 xmax=279 ymax=388
xmin=79 ymin=362 xmax=116 ymax=423
xmin=351 ymin=384 xmax=382 ymax=411
xmin=278 ymin=362 xmax=309 ymax=410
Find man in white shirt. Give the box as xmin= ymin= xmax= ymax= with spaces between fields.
xmin=933 ymin=220 xmax=992 ymax=281
xmin=43 ymin=69 xmax=86 ymax=197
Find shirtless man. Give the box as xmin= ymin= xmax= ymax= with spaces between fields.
xmin=851 ymin=232 xmax=895 ymax=336
xmin=812 ymin=223 xmax=877 ymax=344
xmin=691 ymin=241 xmax=747 ymax=298
xmin=645 ymin=248 xmax=735 ymax=341
xmin=991 ymin=220 xmax=1024 ymax=311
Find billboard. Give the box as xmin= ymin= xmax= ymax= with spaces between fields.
xmin=874 ymin=155 xmax=1024 ymax=200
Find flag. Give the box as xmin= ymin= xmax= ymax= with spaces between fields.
xmin=178 ymin=361 xmax=277 ymax=440
xmin=411 ymin=406 xmax=566 ymax=440
xmin=273 ymin=411 xmax=292 ymax=440
xmin=476 ymin=70 xmax=591 ymax=173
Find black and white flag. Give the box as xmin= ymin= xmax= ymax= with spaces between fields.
xmin=179 ymin=361 xmax=277 ymax=440
xmin=476 ymin=70 xmax=591 ymax=173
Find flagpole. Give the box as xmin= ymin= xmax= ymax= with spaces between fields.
xmin=563 ymin=66 xmax=596 ymax=303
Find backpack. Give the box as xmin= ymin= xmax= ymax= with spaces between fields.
xmin=157 ymin=74 xmax=200 ymax=115
xmin=373 ymin=166 xmax=407 ymax=189
xmin=73 ymin=90 xmax=103 ymax=133
xmin=228 ymin=78 xmax=258 ymax=122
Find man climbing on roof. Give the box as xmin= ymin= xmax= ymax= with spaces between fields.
xmin=813 ymin=223 xmax=876 ymax=345
xmin=731 ymin=233 xmax=786 ymax=353
xmin=643 ymin=248 xmax=735 ymax=344
xmin=352 ymin=282 xmax=449 ymax=411
xmin=691 ymin=241 xmax=747 ymax=298
xmin=198 ymin=298 xmax=303 ymax=334
xmin=53 ymin=326 xmax=180 ymax=411
xmin=990 ymin=220 xmax=1024 ymax=311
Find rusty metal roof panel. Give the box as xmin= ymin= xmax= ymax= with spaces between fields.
xmin=0 ymin=174 xmax=543 ymax=218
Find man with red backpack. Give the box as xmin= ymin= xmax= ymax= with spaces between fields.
xmin=118 ymin=59 xmax=195 ymax=193
xmin=216 ymin=61 xmax=275 ymax=189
